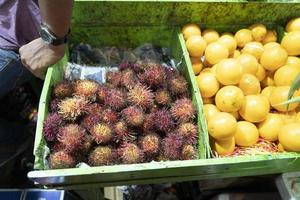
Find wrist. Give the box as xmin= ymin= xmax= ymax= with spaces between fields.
xmin=49 ymin=42 xmax=65 ymax=54
xmin=40 ymin=24 xmax=70 ymax=46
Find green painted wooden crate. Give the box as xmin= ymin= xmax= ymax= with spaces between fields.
xmin=29 ymin=1 xmax=300 ymax=188
xmin=28 ymin=26 xmax=210 ymax=188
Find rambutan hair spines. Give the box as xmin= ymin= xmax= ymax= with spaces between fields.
xmin=127 ymin=84 xmax=154 ymax=110
xmin=57 ymin=124 xmax=86 ymax=153
xmin=118 ymin=143 xmax=144 ymax=164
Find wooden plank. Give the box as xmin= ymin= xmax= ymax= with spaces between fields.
xmin=29 ymin=153 xmax=300 ymax=187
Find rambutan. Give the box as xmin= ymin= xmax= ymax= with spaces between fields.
xmin=127 ymin=85 xmax=154 ymax=110
xmin=177 ymin=92 xmax=190 ymax=100
xmin=58 ymin=124 xmax=85 ymax=152
xmin=122 ymin=106 xmax=144 ymax=127
xmin=139 ymin=133 xmax=161 ymax=155
xmin=119 ymin=62 xmax=131 ymax=70
xmin=118 ymin=143 xmax=144 ymax=164
xmin=149 ymin=104 xmax=159 ymax=113
xmin=104 ymin=88 xmax=127 ymax=111
xmin=120 ymin=69 xmax=138 ymax=89
xmin=101 ymin=108 xmax=119 ymax=124
xmin=48 ymin=150 xmax=76 ymax=169
xmin=131 ymin=60 xmax=146 ymax=73
xmin=165 ymin=67 xmax=178 ymax=79
xmin=49 ymin=98 xmax=60 ymax=113
xmin=113 ymin=121 xmax=129 ymax=142
xmin=43 ymin=113 xmax=65 ymax=142
xmin=155 ymin=89 xmax=172 ymax=106
xmin=88 ymin=146 xmax=114 ymax=166
xmin=168 ymin=75 xmax=188 ymax=95
xmin=74 ymin=79 xmax=99 ymax=101
xmin=58 ymin=96 xmax=89 ymax=121
xmin=181 ymin=144 xmax=198 ymax=160
xmin=154 ymin=109 xmax=174 ymax=133
xmin=142 ymin=113 xmax=156 ymax=132
xmin=52 ymin=142 xmax=65 ymax=153
xmin=86 ymin=103 xmax=102 ymax=114
xmin=52 ymin=81 xmax=73 ymax=99
xmin=80 ymin=113 xmax=102 ymax=130
xmin=106 ymin=71 xmax=122 ymax=87
xmin=90 ymin=123 xmax=113 ymax=144
xmin=140 ymin=65 xmax=166 ymax=88
xmin=162 ymin=133 xmax=183 ymax=160
xmin=157 ymin=153 xmax=168 ymax=161
xmin=171 ymin=98 xmax=196 ymax=123
xmin=81 ymin=134 xmax=93 ymax=153
xmin=97 ymin=85 xmax=109 ymax=103
xmin=132 ymin=60 xmax=158 ymax=73
xmin=177 ymin=123 xmax=198 ymax=145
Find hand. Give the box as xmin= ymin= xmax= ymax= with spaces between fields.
xmin=19 ymin=38 xmax=65 ymax=79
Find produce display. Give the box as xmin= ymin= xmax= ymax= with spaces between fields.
xmin=43 ymin=47 xmax=199 ymax=169
xmin=183 ymin=17 xmax=300 ymax=156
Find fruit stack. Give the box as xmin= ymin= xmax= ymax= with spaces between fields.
xmin=182 ymin=17 xmax=300 ymax=156
xmin=43 ymin=62 xmax=198 ymax=169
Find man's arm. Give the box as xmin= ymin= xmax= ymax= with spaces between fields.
xmin=19 ymin=0 xmax=74 ymax=79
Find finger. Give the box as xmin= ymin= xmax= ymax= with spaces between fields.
xmin=35 ymin=69 xmax=47 ymax=80
xmin=19 ymin=52 xmax=29 ymax=69
xmin=20 ymin=57 xmax=29 ymax=68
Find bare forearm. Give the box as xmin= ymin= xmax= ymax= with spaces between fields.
xmin=39 ymin=0 xmax=74 ymax=37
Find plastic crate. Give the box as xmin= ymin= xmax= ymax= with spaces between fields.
xmin=28 ymin=1 xmax=300 ymax=188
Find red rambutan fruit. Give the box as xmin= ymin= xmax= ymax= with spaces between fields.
xmin=80 ymin=134 xmax=93 ymax=154
xmin=58 ymin=124 xmax=85 ymax=153
xmin=52 ymin=142 xmax=65 ymax=153
xmin=154 ymin=109 xmax=174 ymax=132
xmin=122 ymin=106 xmax=145 ymax=127
xmin=165 ymin=67 xmax=179 ymax=78
xmin=139 ymin=133 xmax=161 ymax=155
xmin=104 ymin=88 xmax=127 ymax=111
xmin=157 ymin=153 xmax=168 ymax=161
xmin=127 ymin=85 xmax=154 ymax=110
xmin=80 ymin=113 xmax=102 ymax=130
xmin=49 ymin=98 xmax=60 ymax=113
xmin=58 ymin=96 xmax=89 ymax=121
xmin=118 ymin=143 xmax=144 ymax=164
xmin=101 ymin=108 xmax=119 ymax=124
xmin=97 ymin=85 xmax=109 ymax=103
xmin=120 ymin=69 xmax=138 ymax=89
xmin=52 ymin=81 xmax=73 ymax=99
xmin=74 ymin=79 xmax=99 ymax=101
xmin=140 ymin=65 xmax=166 ymax=88
xmin=48 ymin=150 xmax=76 ymax=169
xmin=86 ymin=103 xmax=102 ymax=114
xmin=90 ymin=123 xmax=113 ymax=144
xmin=132 ymin=60 xmax=158 ymax=73
xmin=106 ymin=71 xmax=122 ymax=87
xmin=88 ymin=146 xmax=114 ymax=166
xmin=181 ymin=144 xmax=198 ymax=160
xmin=149 ymin=104 xmax=159 ymax=113
xmin=142 ymin=113 xmax=156 ymax=132
xmin=167 ymin=75 xmax=188 ymax=95
xmin=113 ymin=121 xmax=129 ymax=142
xmin=155 ymin=89 xmax=172 ymax=106
xmin=162 ymin=133 xmax=183 ymax=160
xmin=177 ymin=123 xmax=198 ymax=145
xmin=171 ymin=98 xmax=196 ymax=123
xmin=119 ymin=62 xmax=131 ymax=70
xmin=131 ymin=60 xmax=146 ymax=73
xmin=177 ymin=92 xmax=190 ymax=100
xmin=43 ymin=113 xmax=65 ymax=142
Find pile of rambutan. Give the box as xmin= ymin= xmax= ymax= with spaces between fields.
xmin=43 ymin=60 xmax=199 ymax=169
